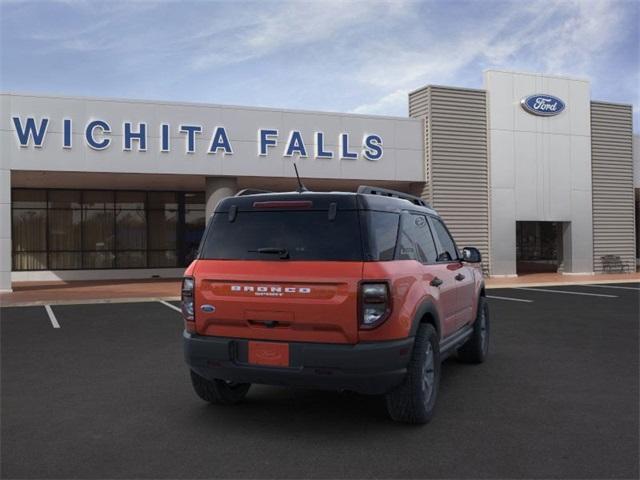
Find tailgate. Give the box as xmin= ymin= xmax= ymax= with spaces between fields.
xmin=194 ymin=260 xmax=363 ymax=344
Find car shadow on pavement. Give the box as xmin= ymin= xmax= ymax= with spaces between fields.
xmin=184 ymin=358 xmax=467 ymax=432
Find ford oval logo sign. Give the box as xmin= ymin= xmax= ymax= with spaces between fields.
xmin=521 ymin=94 xmax=566 ymax=116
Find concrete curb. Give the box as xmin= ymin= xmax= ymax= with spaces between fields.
xmin=485 ymin=278 xmax=640 ymax=289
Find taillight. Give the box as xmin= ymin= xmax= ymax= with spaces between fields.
xmin=359 ymin=282 xmax=391 ymax=329
xmin=181 ymin=277 xmax=195 ymax=321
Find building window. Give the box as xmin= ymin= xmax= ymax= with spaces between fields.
xmin=11 ymin=189 xmax=205 ymax=271
xmin=48 ymin=190 xmax=82 ymax=269
xmin=184 ymin=192 xmax=205 ymax=265
xmin=12 ymin=190 xmax=47 ymax=270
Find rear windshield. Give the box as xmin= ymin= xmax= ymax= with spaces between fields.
xmin=200 ymin=210 xmax=363 ymax=261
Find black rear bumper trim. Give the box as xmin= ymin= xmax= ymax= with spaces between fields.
xmin=184 ymin=332 xmax=414 ymax=395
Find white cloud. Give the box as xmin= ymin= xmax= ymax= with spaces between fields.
xmin=351 ymin=88 xmax=409 ymax=115
xmin=2 ymin=0 xmax=636 ymax=126
xmin=190 ymin=0 xmax=412 ymax=70
xmin=350 ymin=0 xmax=631 ymax=115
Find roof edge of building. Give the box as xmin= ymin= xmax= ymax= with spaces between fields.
xmin=408 ymin=84 xmax=486 ymax=97
xmin=0 ymin=90 xmax=419 ymax=123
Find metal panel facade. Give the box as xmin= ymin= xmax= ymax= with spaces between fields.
xmin=590 ymin=101 xmax=636 ymax=272
xmin=409 ymin=86 xmax=490 ymax=272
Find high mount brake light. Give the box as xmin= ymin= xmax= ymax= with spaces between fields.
xmin=181 ymin=277 xmax=195 ymax=321
xmin=359 ymin=282 xmax=392 ymax=329
xmin=252 ymin=200 xmax=313 ymax=209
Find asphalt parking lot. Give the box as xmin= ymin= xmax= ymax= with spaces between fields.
xmin=1 ymin=284 xmax=638 ymax=479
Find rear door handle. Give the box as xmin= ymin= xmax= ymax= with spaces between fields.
xmin=430 ymin=277 xmax=443 ymax=287
xmin=455 ymin=273 xmax=465 ymax=281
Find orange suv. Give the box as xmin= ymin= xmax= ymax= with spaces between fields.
xmin=182 ymin=186 xmax=489 ymax=424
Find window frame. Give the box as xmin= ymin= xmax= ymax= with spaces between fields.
xmin=427 ymin=215 xmax=461 ymax=263
xmin=394 ymin=211 xmax=440 ymax=265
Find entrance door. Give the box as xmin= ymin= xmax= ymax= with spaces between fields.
xmin=516 ymin=221 xmax=562 ymax=275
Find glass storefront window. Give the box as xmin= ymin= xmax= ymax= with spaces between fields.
xmin=148 ymin=210 xmax=177 ymax=250
xmin=148 ymin=192 xmax=177 ymax=210
xmin=83 ymin=251 xmax=115 ymax=269
xmin=13 ymin=252 xmax=47 ymax=270
xmin=116 ymin=191 xmax=145 ymax=210
xmin=13 ymin=189 xmax=46 ymax=209
xmin=83 ymin=210 xmax=115 ymax=251
xmin=50 ymin=252 xmax=82 ymax=269
xmin=116 ymin=210 xmax=147 ymax=250
xmin=184 ymin=195 xmax=205 ymax=264
xmin=49 ymin=209 xmax=81 ymax=251
xmin=48 ymin=190 xmax=81 ymax=209
xmin=83 ymin=191 xmax=114 ymax=209
xmin=12 ymin=189 xmax=205 ymax=270
xmin=12 ymin=209 xmax=46 ymax=251
xmin=184 ymin=192 xmax=205 ymax=206
xmin=148 ymin=250 xmax=177 ymax=268
xmin=116 ymin=251 xmax=146 ymax=268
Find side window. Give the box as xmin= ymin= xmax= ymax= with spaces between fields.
xmin=396 ymin=214 xmax=438 ymax=263
xmin=365 ymin=211 xmax=399 ymax=261
xmin=430 ymin=217 xmax=459 ymax=262
xmin=413 ymin=215 xmax=438 ymax=263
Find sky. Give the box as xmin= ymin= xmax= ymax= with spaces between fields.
xmin=1 ymin=0 xmax=639 ymax=130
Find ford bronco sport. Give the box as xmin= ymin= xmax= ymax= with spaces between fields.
xmin=182 ymin=186 xmax=489 ymax=424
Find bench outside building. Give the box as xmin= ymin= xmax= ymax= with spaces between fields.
xmin=600 ymin=255 xmax=631 ymax=273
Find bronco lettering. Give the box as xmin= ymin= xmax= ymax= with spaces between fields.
xmin=230 ymin=285 xmax=311 ymax=294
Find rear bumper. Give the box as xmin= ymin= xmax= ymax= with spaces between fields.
xmin=183 ymin=331 xmax=414 ymax=395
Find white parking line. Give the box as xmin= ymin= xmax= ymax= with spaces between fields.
xmin=487 ymin=295 xmax=533 ymax=303
xmin=579 ymin=284 xmax=640 ymax=291
xmin=159 ymin=300 xmax=182 ymax=313
xmin=44 ymin=305 xmax=60 ymax=328
xmin=514 ymin=287 xmax=618 ymax=298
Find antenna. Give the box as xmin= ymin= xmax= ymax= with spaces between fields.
xmin=293 ymin=163 xmax=308 ymax=193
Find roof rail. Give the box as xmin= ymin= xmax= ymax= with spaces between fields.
xmin=357 ymin=185 xmax=430 ymax=208
xmin=234 ymin=188 xmax=272 ymax=197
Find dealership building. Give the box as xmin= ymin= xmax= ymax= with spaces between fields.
xmin=0 ymin=69 xmax=637 ymax=292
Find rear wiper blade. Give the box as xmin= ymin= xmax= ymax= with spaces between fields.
xmin=248 ymin=247 xmax=290 ymax=259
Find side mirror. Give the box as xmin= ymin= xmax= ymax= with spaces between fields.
xmin=462 ymin=247 xmax=482 ymax=263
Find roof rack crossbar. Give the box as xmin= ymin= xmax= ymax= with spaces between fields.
xmin=235 ymin=188 xmax=272 ymax=197
xmin=357 ymin=185 xmax=430 ymax=208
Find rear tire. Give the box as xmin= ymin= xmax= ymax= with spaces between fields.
xmin=385 ymin=324 xmax=440 ymax=425
xmin=190 ymin=370 xmax=251 ymax=405
xmin=457 ymin=296 xmax=489 ymax=364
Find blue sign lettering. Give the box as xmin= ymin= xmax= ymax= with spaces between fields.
xmin=314 ymin=132 xmax=333 ymax=159
xmin=340 ymin=133 xmax=358 ymax=160
xmin=259 ymin=129 xmax=278 ymax=156
xmin=123 ymin=122 xmax=147 ymax=151
xmin=179 ymin=125 xmax=202 ymax=153
xmin=363 ymin=134 xmax=383 ymax=161
xmin=209 ymin=127 xmax=233 ymax=154
xmin=160 ymin=124 xmax=170 ymax=152
xmin=284 ymin=130 xmax=307 ymax=157
xmin=12 ymin=117 xmax=49 ymax=148
xmin=85 ymin=120 xmax=111 ymax=150
xmin=63 ymin=118 xmax=72 ymax=149
xmin=9 ymin=116 xmax=385 ymax=161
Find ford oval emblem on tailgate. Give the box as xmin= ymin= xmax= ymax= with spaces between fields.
xmin=201 ymin=304 xmax=216 ymax=313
